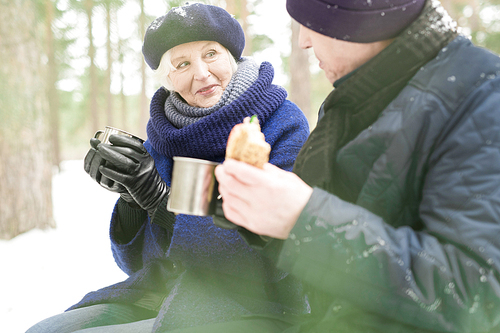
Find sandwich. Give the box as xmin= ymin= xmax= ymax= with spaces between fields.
xmin=225 ymin=115 xmax=271 ymax=169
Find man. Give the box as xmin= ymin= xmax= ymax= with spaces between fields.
xmin=215 ymin=0 xmax=500 ymax=332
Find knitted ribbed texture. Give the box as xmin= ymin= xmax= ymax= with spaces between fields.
xmin=147 ymin=61 xmax=287 ymax=160
xmin=112 ymin=198 xmax=148 ymax=244
xmin=149 ymin=195 xmax=176 ymax=232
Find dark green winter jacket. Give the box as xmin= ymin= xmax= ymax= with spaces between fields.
xmin=276 ymin=1 xmax=500 ymax=332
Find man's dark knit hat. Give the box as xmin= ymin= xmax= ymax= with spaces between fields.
xmin=286 ymin=0 xmax=426 ymax=43
xmin=142 ymin=3 xmax=245 ymax=70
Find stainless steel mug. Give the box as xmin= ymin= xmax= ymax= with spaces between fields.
xmin=167 ymin=157 xmax=220 ymax=216
xmin=92 ymin=126 xmax=143 ymax=190
xmin=94 ymin=126 xmax=143 ymax=144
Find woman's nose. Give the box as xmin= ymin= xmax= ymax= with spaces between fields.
xmin=192 ymin=59 xmax=210 ymax=81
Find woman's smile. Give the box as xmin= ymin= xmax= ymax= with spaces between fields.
xmin=196 ymin=84 xmax=219 ymax=95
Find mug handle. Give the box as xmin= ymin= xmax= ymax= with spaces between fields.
xmin=94 ymin=130 xmax=103 ymax=141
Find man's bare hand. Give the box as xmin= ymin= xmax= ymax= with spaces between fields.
xmin=215 ymin=159 xmax=313 ymax=239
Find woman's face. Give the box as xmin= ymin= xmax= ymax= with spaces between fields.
xmin=168 ymin=41 xmax=234 ymax=108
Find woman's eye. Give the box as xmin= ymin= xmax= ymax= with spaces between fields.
xmin=177 ymin=61 xmax=189 ymax=69
xmin=206 ymin=50 xmax=216 ymax=58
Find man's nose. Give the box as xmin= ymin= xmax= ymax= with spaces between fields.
xmin=298 ymin=25 xmax=312 ymax=49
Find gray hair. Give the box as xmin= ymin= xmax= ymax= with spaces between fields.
xmin=153 ymin=45 xmax=238 ymax=91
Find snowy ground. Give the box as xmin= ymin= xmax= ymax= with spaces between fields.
xmin=0 ymin=160 xmax=128 ymax=333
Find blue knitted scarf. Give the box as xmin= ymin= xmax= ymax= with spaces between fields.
xmin=145 ymin=60 xmax=288 ymax=274
xmin=146 ymin=61 xmax=287 ymax=161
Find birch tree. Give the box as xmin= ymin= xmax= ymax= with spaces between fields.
xmin=0 ymin=0 xmax=55 ymax=239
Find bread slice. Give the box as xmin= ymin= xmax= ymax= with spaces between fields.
xmin=226 ymin=116 xmax=271 ymax=169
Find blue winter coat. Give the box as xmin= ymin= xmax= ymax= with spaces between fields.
xmin=69 ymin=62 xmax=310 ymax=331
xmin=278 ymin=35 xmax=500 ymax=333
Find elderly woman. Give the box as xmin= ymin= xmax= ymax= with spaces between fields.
xmin=26 ymin=3 xmax=309 ymax=333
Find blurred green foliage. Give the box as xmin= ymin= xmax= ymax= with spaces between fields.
xmin=34 ymin=0 xmax=500 ymax=161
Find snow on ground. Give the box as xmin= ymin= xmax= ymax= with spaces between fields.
xmin=0 ymin=160 xmax=128 ymax=333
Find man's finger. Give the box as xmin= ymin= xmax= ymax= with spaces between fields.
xmin=221 ymin=159 xmax=270 ymax=185
xmin=216 ymin=165 xmax=253 ymax=203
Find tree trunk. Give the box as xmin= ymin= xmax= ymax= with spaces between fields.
xmin=225 ymin=0 xmax=251 ymax=56
xmin=239 ymin=0 xmax=251 ymax=57
xmin=468 ymin=0 xmax=482 ymax=35
xmin=440 ymin=0 xmax=456 ymax=17
xmin=45 ymin=0 xmax=61 ymax=168
xmin=225 ymin=0 xmax=236 ymax=18
xmin=289 ymin=20 xmax=311 ymax=124
xmin=105 ymin=1 xmax=114 ymax=126
xmin=118 ymin=39 xmax=128 ymax=130
xmin=0 ymin=0 xmax=55 ymax=239
xmin=85 ymin=0 xmax=99 ymax=133
xmin=138 ymin=0 xmax=148 ymax=139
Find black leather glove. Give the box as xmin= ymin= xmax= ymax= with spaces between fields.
xmin=212 ymin=198 xmax=271 ymax=247
xmin=211 ymin=186 xmax=272 ymax=248
xmin=84 ymin=137 xmax=105 ymax=184
xmin=83 ymin=137 xmax=139 ymax=208
xmin=212 ymin=198 xmax=238 ymax=229
xmin=96 ymin=134 xmax=169 ymax=215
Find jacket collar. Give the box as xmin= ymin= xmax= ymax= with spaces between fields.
xmin=326 ymin=0 xmax=458 ymax=114
xmin=293 ymin=0 xmax=458 ymax=198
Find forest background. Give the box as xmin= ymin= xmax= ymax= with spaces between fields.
xmin=1 ymin=0 xmax=500 ymax=239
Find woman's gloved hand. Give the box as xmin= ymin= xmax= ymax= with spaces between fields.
xmin=83 ymin=137 xmax=139 ymax=208
xmin=84 ymin=137 xmax=106 ymax=184
xmin=96 ymin=134 xmax=170 ymax=215
xmin=212 ymin=198 xmax=238 ymax=229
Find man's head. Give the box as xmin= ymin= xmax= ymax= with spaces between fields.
xmin=298 ymin=26 xmax=394 ymax=84
xmin=286 ymin=0 xmax=426 ymax=83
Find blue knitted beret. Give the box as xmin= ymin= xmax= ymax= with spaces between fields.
xmin=142 ymin=3 xmax=245 ymax=70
